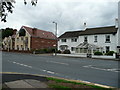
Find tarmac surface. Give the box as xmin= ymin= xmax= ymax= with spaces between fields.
xmin=2 ymin=52 xmax=120 ymax=88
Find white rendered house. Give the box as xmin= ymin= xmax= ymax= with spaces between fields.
xmin=58 ymin=23 xmax=120 ymax=54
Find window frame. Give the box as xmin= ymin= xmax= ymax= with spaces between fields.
xmin=105 ymin=35 xmax=110 ymax=43
xmin=61 ymin=39 xmax=67 ymax=42
xmin=71 ymin=47 xmax=76 ymax=51
xmin=71 ymin=38 xmax=77 ymax=42
xmin=84 ymin=36 xmax=88 ymax=42
xmin=106 ymin=46 xmax=110 ymax=53
xmin=94 ymin=36 xmax=97 ymax=42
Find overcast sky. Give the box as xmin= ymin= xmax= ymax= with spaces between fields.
xmin=0 ymin=0 xmax=119 ymax=36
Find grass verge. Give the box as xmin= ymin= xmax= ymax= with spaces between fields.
xmin=46 ymin=77 xmax=113 ymax=90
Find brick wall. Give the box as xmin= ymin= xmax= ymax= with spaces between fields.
xmin=31 ymin=37 xmax=57 ymax=50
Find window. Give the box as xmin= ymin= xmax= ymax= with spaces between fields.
xmin=71 ymin=38 xmax=77 ymax=42
xmin=105 ymin=35 xmax=110 ymax=43
xmin=17 ymin=37 xmax=19 ymax=41
xmin=61 ymin=39 xmax=67 ymax=42
xmin=21 ymin=45 xmax=23 ymax=50
xmin=17 ymin=45 xmax=19 ymax=50
xmin=94 ymin=36 xmax=97 ymax=42
xmin=71 ymin=47 xmax=75 ymax=51
xmin=106 ymin=46 xmax=110 ymax=53
xmin=21 ymin=37 xmax=24 ymax=41
xmin=84 ymin=36 xmax=88 ymax=42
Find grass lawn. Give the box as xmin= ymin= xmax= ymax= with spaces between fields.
xmin=46 ymin=77 xmax=114 ymax=90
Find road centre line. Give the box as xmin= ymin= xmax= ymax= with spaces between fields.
xmin=10 ymin=60 xmax=56 ymax=75
xmin=11 ymin=61 xmax=32 ymax=68
xmin=83 ymin=65 xmax=119 ymax=72
xmin=46 ymin=61 xmax=69 ymax=65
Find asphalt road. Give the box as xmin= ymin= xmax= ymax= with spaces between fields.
xmin=2 ymin=52 xmax=120 ymax=88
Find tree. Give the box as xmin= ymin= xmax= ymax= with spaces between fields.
xmin=0 ymin=0 xmax=38 ymax=22
xmin=1 ymin=28 xmax=14 ymax=39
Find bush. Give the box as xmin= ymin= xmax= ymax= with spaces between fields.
xmin=94 ymin=51 xmax=103 ymax=55
xmin=32 ymin=48 xmax=56 ymax=54
xmin=105 ymin=51 xmax=114 ymax=56
xmin=63 ymin=50 xmax=71 ymax=54
xmin=57 ymin=50 xmax=61 ymax=53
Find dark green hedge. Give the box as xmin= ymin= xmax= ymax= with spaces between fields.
xmin=94 ymin=51 xmax=103 ymax=55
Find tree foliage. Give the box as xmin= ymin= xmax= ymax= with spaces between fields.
xmin=0 ymin=0 xmax=37 ymax=22
xmin=1 ymin=28 xmax=14 ymax=39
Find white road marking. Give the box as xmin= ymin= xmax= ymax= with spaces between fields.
xmin=11 ymin=60 xmax=57 ymax=74
xmin=83 ymin=65 xmax=92 ymax=68
xmin=47 ymin=71 xmax=55 ymax=74
xmin=83 ymin=65 xmax=119 ymax=72
xmin=47 ymin=61 xmax=69 ymax=65
xmin=42 ymin=70 xmax=46 ymax=72
xmin=11 ymin=61 xmax=32 ymax=68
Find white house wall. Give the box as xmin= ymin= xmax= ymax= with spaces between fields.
xmin=78 ymin=34 xmax=117 ymax=53
xmin=58 ymin=37 xmax=79 ymax=53
xmin=58 ymin=33 xmax=118 ymax=54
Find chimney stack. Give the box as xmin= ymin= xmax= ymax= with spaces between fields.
xmin=32 ymin=28 xmax=37 ymax=35
xmin=84 ymin=22 xmax=87 ymax=30
xmin=115 ymin=18 xmax=118 ymax=28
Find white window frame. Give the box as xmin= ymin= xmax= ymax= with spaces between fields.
xmin=61 ymin=39 xmax=67 ymax=42
xmin=94 ymin=36 xmax=97 ymax=42
xmin=71 ymin=38 xmax=77 ymax=42
xmin=105 ymin=35 xmax=110 ymax=43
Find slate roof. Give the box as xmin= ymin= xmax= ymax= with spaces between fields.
xmin=59 ymin=26 xmax=118 ymax=38
xmin=22 ymin=26 xmax=56 ymax=39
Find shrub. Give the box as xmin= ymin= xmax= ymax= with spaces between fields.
xmin=94 ymin=51 xmax=103 ymax=55
xmin=57 ymin=50 xmax=61 ymax=53
xmin=63 ymin=50 xmax=71 ymax=54
xmin=105 ymin=51 xmax=115 ymax=56
xmin=32 ymin=48 xmax=56 ymax=54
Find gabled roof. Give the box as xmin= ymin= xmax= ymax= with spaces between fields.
xmin=22 ymin=26 xmax=56 ymax=39
xmin=59 ymin=26 xmax=118 ymax=38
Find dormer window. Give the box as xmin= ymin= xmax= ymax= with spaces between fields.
xmin=105 ymin=35 xmax=110 ymax=43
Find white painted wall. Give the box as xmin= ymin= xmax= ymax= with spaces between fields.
xmin=58 ymin=37 xmax=79 ymax=53
xmin=78 ymin=34 xmax=118 ymax=53
xmin=58 ymin=33 xmax=118 ymax=53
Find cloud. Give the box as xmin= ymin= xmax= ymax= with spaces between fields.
xmin=0 ymin=0 xmax=119 ymax=36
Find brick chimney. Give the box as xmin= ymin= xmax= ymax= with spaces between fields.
xmin=32 ymin=28 xmax=37 ymax=35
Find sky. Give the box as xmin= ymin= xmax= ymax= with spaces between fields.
xmin=0 ymin=0 xmax=119 ymax=36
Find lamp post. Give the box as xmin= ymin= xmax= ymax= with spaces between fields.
xmin=53 ymin=21 xmax=57 ymax=56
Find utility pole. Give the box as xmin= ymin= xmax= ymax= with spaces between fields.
xmin=53 ymin=21 xmax=57 ymax=56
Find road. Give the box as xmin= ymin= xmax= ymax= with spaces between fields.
xmin=2 ymin=52 xmax=120 ymax=88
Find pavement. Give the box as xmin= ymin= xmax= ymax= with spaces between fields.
xmin=2 ymin=73 xmax=49 ymax=89
xmin=1 ymin=73 xmax=116 ymax=89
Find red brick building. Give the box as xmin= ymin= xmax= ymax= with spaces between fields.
xmin=15 ymin=26 xmax=57 ymax=51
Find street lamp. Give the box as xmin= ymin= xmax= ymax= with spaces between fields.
xmin=53 ymin=21 xmax=57 ymax=56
